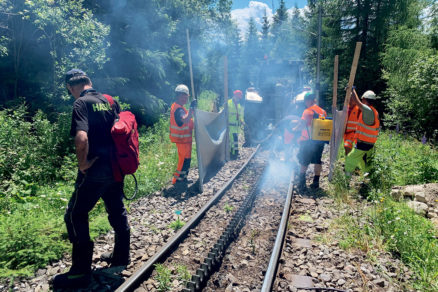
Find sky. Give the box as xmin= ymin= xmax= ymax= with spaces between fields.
xmin=231 ymin=1 xmax=309 ymax=39
xmin=232 ymin=0 xmax=308 ymax=10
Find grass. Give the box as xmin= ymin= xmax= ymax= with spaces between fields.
xmin=154 ymin=263 xmax=172 ymax=291
xmin=327 ymin=130 xmax=438 ymax=291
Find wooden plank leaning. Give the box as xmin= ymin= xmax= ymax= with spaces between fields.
xmin=328 ymin=55 xmax=339 ymax=180
xmin=328 ymin=42 xmax=362 ymax=180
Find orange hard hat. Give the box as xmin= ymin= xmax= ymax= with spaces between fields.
xmin=233 ymin=90 xmax=243 ymax=98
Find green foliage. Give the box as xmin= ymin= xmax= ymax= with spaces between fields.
xmin=382 ymin=26 xmax=438 ymax=137
xmin=197 ymin=90 xmax=218 ymax=112
xmin=135 ymin=117 xmax=177 ymax=196
xmin=368 ymin=132 xmax=438 ymax=193
xmin=168 ymin=217 xmax=185 ymax=231
xmin=176 ymin=264 xmax=191 ymax=284
xmin=0 ymin=0 xmax=109 ymax=111
xmin=154 ymin=263 xmax=172 ymax=292
xmin=331 ymin=129 xmax=438 ymax=290
xmin=0 ymin=105 xmax=74 ymax=200
xmin=374 ymin=198 xmax=438 ymax=290
xmin=0 ymin=205 xmax=68 ymax=277
xmin=223 ymin=203 xmax=233 ymax=213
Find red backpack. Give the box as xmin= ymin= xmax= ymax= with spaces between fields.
xmin=103 ymin=94 xmax=140 ymax=182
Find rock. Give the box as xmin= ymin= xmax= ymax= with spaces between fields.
xmin=240 ymin=260 xmax=249 ymax=268
xmin=337 ymin=278 xmax=346 ymax=285
xmin=319 ymin=273 xmax=331 ymax=282
xmin=406 ymin=201 xmax=428 ymax=216
xmin=373 ymin=279 xmax=386 ymax=287
xmin=427 ymin=212 xmax=437 ymax=219
xmin=414 ymin=192 xmax=427 ymax=203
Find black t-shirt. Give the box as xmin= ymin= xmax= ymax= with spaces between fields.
xmin=70 ymin=89 xmax=120 ymax=180
xmin=174 ymin=107 xmax=185 ymax=127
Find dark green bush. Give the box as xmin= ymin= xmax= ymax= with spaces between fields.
xmin=0 ymin=105 xmax=74 ymax=202
xmin=0 ymin=206 xmax=68 ymax=277
xmin=368 ymin=131 xmax=438 ymax=193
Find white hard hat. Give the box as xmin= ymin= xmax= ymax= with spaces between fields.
xmin=362 ymin=90 xmax=379 ymax=100
xmin=175 ymin=84 xmax=189 ymax=95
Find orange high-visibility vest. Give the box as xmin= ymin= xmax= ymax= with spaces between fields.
xmin=169 ymin=103 xmax=193 ymax=143
xmin=300 ymin=104 xmax=327 ymax=142
xmin=355 ymin=105 xmax=380 ymax=145
xmin=344 ymin=105 xmax=360 ymax=148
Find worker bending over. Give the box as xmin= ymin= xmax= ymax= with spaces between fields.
xmin=228 ymin=90 xmax=244 ymax=160
xmin=292 ymin=92 xmax=327 ymax=191
xmin=169 ymin=84 xmax=196 ymax=185
xmin=345 ymin=89 xmax=380 ymax=178
xmin=344 ymin=92 xmax=361 ymax=155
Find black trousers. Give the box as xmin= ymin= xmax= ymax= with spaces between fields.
xmin=65 ymin=172 xmax=130 ymax=245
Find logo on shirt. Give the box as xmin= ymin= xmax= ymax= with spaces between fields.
xmin=92 ymin=103 xmax=111 ymax=112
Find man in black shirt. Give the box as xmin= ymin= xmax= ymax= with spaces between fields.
xmin=53 ymin=69 xmax=130 ymax=289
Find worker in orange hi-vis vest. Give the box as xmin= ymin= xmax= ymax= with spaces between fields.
xmin=345 ymin=89 xmax=380 ymax=179
xmin=169 ymin=84 xmax=197 ymax=185
xmin=344 ymin=95 xmax=361 ymax=156
xmin=292 ymin=92 xmax=327 ymax=192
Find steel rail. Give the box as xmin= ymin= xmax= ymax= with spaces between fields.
xmin=261 ymin=170 xmax=295 ymax=292
xmin=115 ymin=145 xmax=260 ymax=292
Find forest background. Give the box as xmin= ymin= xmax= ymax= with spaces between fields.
xmin=0 ymin=0 xmax=437 ymax=285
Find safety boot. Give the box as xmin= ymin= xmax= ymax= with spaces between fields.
xmin=296 ymin=173 xmax=307 ymax=193
xmin=310 ymin=175 xmax=320 ymax=189
xmin=52 ymin=241 xmax=93 ymax=289
xmin=100 ymin=233 xmax=130 ymax=267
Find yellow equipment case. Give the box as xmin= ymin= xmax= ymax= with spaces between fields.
xmin=311 ymin=117 xmax=333 ymax=141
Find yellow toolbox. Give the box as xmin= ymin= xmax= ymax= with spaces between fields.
xmin=311 ymin=118 xmax=333 ymax=141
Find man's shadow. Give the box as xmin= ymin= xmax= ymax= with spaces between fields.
xmin=162 ymin=179 xmax=202 ymax=205
xmin=53 ymin=266 xmax=125 ymax=292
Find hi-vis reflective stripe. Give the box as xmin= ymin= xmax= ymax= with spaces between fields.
xmin=356 ymin=130 xmax=378 ymax=139
xmin=357 ymin=122 xmax=378 ymax=131
xmin=170 ymin=133 xmax=192 ymax=138
xmin=346 ymin=127 xmax=357 ymax=130
xmin=170 ymin=125 xmax=190 ymax=130
xmin=347 ymin=121 xmax=359 ymax=125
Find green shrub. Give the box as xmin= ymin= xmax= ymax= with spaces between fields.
xmin=197 ymin=90 xmax=218 ymax=112
xmin=154 ymin=263 xmax=172 ymax=291
xmin=0 ymin=206 xmax=68 ymax=277
xmin=374 ymin=198 xmax=438 ymax=290
xmin=0 ymin=105 xmax=73 ymax=201
xmin=368 ymin=131 xmax=438 ymax=193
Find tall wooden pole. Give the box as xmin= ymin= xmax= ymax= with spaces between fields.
xmin=342 ymin=42 xmax=362 ymax=133
xmin=328 ymin=55 xmax=339 ymax=180
xmin=332 ymin=55 xmax=338 ymax=109
xmin=186 ymin=29 xmax=195 ymax=100
xmin=224 ymin=56 xmax=228 ymax=102
xmin=316 ymin=4 xmax=322 ymax=105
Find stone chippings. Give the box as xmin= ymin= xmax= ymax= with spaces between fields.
xmin=6 ymin=148 xmax=256 ymax=292
xmin=274 ymin=194 xmax=415 ymax=292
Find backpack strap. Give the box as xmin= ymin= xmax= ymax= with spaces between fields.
xmin=102 ymin=94 xmax=119 ymax=120
xmin=103 ymin=94 xmax=115 ymax=106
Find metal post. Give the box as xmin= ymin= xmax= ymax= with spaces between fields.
xmin=316 ymin=4 xmax=322 ymax=105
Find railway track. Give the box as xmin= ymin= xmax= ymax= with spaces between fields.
xmin=111 ymin=144 xmax=296 ymax=292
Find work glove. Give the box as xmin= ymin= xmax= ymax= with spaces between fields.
xmin=190 ymin=99 xmax=198 ymax=109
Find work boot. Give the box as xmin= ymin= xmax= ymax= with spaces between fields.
xmin=310 ymin=175 xmax=320 ymax=189
xmin=101 ymin=233 xmax=130 ymax=267
xmin=53 ymin=241 xmax=93 ymax=289
xmin=297 ymin=173 xmax=307 ymax=193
